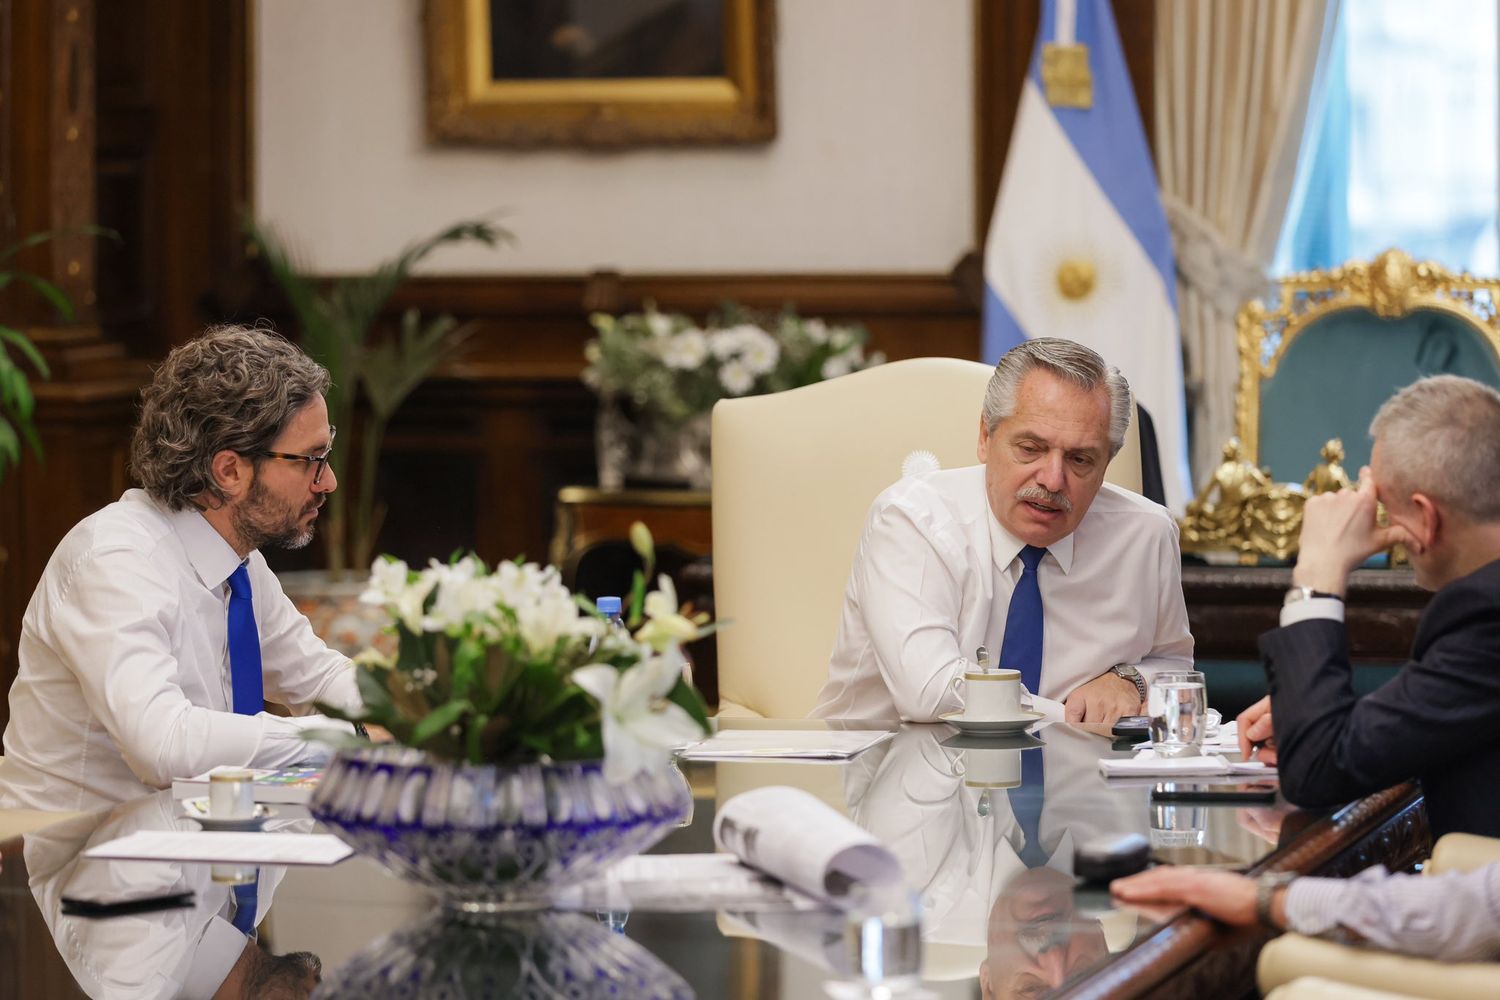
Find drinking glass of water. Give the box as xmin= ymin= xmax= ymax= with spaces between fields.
xmin=1148 ymin=670 xmax=1208 ymax=759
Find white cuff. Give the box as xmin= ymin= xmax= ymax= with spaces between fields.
xmin=1280 ymin=597 xmax=1345 ymax=627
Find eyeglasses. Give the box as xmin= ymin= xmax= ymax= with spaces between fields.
xmin=256 ymin=426 xmax=337 ymax=485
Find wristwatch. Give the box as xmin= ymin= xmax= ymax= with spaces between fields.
xmin=1110 ymin=663 xmax=1146 ymax=702
xmin=1283 ymin=585 xmax=1344 ymax=606
xmin=1255 ymin=871 xmax=1297 ymax=927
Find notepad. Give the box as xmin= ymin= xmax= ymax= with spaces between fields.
xmin=170 ymin=765 xmax=322 ymax=804
xmin=85 ymin=831 xmax=352 ymax=866
xmin=678 ymin=729 xmax=894 ymax=761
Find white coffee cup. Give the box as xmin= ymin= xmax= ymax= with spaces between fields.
xmin=949 ymin=746 xmax=1023 ymax=788
xmin=209 ymin=768 xmax=255 ymax=819
xmin=951 ymin=668 xmax=1022 ymax=720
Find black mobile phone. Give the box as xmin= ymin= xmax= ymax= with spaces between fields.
xmin=1111 ymin=715 xmax=1151 ymax=740
xmin=61 ymin=891 xmax=195 ymax=919
xmin=1150 ymin=782 xmax=1278 ymax=804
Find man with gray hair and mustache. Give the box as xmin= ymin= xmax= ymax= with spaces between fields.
xmin=812 ymin=337 xmax=1193 ymax=725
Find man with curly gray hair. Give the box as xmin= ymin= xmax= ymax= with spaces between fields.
xmin=1 ymin=325 xmax=363 ymax=823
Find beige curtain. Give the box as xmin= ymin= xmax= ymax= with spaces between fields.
xmin=1155 ymin=0 xmax=1339 ymax=485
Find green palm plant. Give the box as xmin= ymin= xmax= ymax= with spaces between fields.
xmin=247 ymin=217 xmax=511 ymax=574
xmin=0 ymin=226 xmax=116 ymax=481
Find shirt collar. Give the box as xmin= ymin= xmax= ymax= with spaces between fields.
xmin=168 ymin=502 xmax=245 ymax=591
xmin=986 ymin=506 xmax=1075 ymax=575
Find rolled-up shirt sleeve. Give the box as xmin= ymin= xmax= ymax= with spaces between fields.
xmin=1285 ymin=862 xmax=1500 ymax=962
xmin=853 ymin=503 xmax=971 ymax=722
xmin=50 ymin=547 xmax=350 ymax=789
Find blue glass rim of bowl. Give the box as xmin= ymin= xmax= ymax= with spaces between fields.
xmin=308 ymin=745 xmax=691 ymax=909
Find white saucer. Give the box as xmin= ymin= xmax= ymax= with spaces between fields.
xmin=181 ymin=798 xmax=276 ymax=832
xmin=939 ymin=710 xmax=1046 ymax=735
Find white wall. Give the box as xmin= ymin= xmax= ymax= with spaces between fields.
xmin=254 ymin=0 xmax=975 ymax=275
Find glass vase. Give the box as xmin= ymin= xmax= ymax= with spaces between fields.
xmin=309 ymin=746 xmax=692 ymax=911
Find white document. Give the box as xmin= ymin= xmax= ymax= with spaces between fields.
xmin=84 ymin=831 xmax=353 ymax=866
xmin=1099 ymin=750 xmax=1277 ymax=779
xmin=679 ymin=729 xmax=894 ymax=762
xmin=552 ymin=853 xmax=825 ymax=912
xmin=714 ymin=786 xmax=903 ymax=905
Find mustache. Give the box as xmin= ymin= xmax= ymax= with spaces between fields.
xmin=1015 ymin=485 xmax=1073 ymax=512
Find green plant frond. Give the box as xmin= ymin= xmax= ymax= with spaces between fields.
xmin=0 ymin=224 xmax=118 ymax=264
xmin=8 ymin=272 xmax=74 ymax=321
xmin=0 ymin=419 xmax=20 ymax=468
xmin=410 ymin=698 xmax=472 ymax=746
xmin=0 ymin=325 xmax=51 ymax=378
xmin=665 ymin=676 xmax=712 ymax=732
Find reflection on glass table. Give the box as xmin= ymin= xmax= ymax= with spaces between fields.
xmin=0 ymin=718 xmax=1321 ymax=999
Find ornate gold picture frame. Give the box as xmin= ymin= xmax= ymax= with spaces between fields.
xmin=424 ymin=0 xmax=777 ymax=147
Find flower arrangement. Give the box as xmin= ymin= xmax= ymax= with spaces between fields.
xmin=325 ymin=525 xmax=711 ymax=784
xmin=582 ymin=302 xmax=884 ymax=426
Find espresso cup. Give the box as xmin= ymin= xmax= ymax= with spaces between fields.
xmin=949 ymin=746 xmax=1023 ymax=788
xmin=951 ymin=668 xmax=1022 ymax=720
xmin=209 ymin=768 xmax=255 ymax=819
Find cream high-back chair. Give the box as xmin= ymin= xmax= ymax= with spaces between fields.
xmin=710 ymin=357 xmax=1144 ymax=718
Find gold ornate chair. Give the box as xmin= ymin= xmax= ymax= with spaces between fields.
xmin=1235 ymin=248 xmax=1500 ymax=482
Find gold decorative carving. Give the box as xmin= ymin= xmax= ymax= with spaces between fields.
xmin=1181 ymin=437 xmax=1359 ymax=562
xmin=1235 ymin=248 xmax=1500 ymax=468
xmin=1041 ymin=43 xmax=1092 ymax=108
xmin=1303 ymin=438 xmax=1353 ymax=495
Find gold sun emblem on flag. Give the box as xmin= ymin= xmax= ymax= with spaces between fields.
xmin=1055 ymin=258 xmax=1097 ymax=301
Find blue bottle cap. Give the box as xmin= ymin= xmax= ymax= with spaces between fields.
xmin=596 ymin=596 xmax=623 ymax=616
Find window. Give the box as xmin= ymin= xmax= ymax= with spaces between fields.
xmin=1276 ymin=0 xmax=1499 ymax=274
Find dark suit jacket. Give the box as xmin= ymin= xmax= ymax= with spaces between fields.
xmin=1261 ymin=557 xmax=1500 ymax=839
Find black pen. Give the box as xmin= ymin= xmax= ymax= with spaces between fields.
xmin=61 ymin=891 xmax=196 ymax=919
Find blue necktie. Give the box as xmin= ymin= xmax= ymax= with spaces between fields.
xmin=1006 ymin=746 xmax=1049 ymax=867
xmin=226 ymin=564 xmax=264 ymax=715
xmin=226 ymin=563 xmax=262 ymax=935
xmin=1000 ymin=545 xmax=1046 ymax=696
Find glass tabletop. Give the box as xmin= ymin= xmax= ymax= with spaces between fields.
xmin=1 ymin=719 xmax=1295 ymax=999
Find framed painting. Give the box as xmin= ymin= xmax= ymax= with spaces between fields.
xmin=424 ymin=0 xmax=777 ymax=147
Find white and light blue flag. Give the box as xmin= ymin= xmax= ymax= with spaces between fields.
xmin=982 ymin=0 xmax=1188 ymax=512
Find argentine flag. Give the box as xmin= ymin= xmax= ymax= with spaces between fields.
xmin=983 ymin=0 xmax=1188 ymax=513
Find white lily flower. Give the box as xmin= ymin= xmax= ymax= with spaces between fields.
xmin=573 ymin=648 xmax=701 ymax=783
xmin=361 ymin=557 xmax=411 ymax=607
xmin=639 ymin=574 xmax=699 ymax=651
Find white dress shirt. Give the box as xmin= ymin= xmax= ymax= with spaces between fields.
xmin=1286 ymin=862 xmax=1500 ymax=961
xmin=844 ymin=723 xmax=1149 ymax=952
xmin=1 ymin=489 xmax=360 ymax=813
xmin=811 ymin=466 xmax=1194 ymax=723
xmin=22 ymin=790 xmax=298 ymax=999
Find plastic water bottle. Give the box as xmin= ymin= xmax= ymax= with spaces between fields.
xmin=589 ymin=596 xmax=625 ymax=656
xmin=596 ymin=595 xmax=624 ymax=629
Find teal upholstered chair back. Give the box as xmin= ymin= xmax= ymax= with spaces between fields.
xmin=1236 ymin=249 xmax=1500 ymax=481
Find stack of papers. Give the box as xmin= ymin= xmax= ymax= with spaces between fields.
xmin=84 ymin=831 xmax=352 ymax=866
xmin=1099 ymin=750 xmax=1276 ymax=779
xmin=679 ymin=729 xmax=893 ymax=761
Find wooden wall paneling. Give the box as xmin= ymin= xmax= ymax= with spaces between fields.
xmin=369 ymin=272 xmax=977 ymax=566
xmin=94 ymin=0 xmax=252 ymax=357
